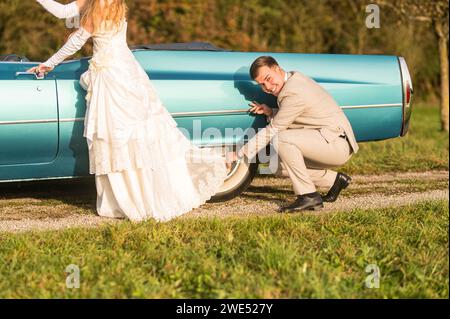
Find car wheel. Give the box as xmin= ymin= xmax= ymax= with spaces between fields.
xmin=209 ymin=154 xmax=259 ymax=202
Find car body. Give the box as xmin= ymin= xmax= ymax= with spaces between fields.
xmin=0 ymin=43 xmax=413 ymax=200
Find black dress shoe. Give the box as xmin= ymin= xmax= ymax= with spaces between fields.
xmin=322 ymin=172 xmax=352 ymax=202
xmin=278 ymin=192 xmax=324 ymax=213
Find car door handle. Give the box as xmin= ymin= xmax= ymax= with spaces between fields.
xmin=15 ymin=71 xmax=45 ymax=80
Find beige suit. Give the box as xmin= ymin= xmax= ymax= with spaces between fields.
xmin=238 ymin=70 xmax=359 ymax=195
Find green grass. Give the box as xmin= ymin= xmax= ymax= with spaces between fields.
xmin=0 ymin=200 xmax=447 ymax=298
xmin=341 ymin=104 xmax=448 ymax=174
xmin=0 ymin=103 xmax=447 ymax=299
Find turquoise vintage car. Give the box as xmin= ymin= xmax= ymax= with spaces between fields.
xmin=0 ymin=43 xmax=413 ymax=200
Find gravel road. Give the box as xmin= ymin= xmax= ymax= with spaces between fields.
xmin=0 ymin=170 xmax=448 ymax=233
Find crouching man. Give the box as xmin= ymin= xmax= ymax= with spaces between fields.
xmin=228 ymin=56 xmax=359 ymax=212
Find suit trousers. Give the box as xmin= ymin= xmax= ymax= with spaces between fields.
xmin=273 ymin=128 xmax=352 ymax=195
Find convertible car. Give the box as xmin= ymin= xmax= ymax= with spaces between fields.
xmin=0 ymin=42 xmax=413 ymax=200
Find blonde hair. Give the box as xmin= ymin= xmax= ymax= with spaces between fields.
xmin=80 ymin=0 xmax=128 ymax=34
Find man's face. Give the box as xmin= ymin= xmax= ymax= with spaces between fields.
xmin=254 ymin=65 xmax=285 ymax=96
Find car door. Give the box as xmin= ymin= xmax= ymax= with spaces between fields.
xmin=0 ymin=64 xmax=58 ymax=166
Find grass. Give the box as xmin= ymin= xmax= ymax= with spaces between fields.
xmin=0 ymin=200 xmax=447 ymax=298
xmin=339 ymin=104 xmax=448 ymax=174
xmin=0 ymin=103 xmax=447 ymax=299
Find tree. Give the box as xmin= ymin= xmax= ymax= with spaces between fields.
xmin=379 ymin=0 xmax=449 ymax=132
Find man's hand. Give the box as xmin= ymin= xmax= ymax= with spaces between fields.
xmin=225 ymin=151 xmax=238 ymax=164
xmin=248 ymin=101 xmax=273 ymax=117
xmin=26 ymin=64 xmax=54 ymax=76
xmin=224 ymin=151 xmax=239 ymax=174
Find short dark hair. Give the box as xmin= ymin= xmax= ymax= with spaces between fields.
xmin=250 ymin=56 xmax=279 ymax=80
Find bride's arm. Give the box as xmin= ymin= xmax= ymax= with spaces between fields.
xmin=35 ymin=0 xmax=86 ymax=19
xmin=41 ymin=26 xmax=92 ymax=69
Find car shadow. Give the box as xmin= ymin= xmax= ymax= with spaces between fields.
xmin=0 ymin=175 xmax=294 ymax=210
xmin=245 ymin=184 xmax=292 ymax=195
xmin=240 ymin=184 xmax=293 ymax=203
xmin=0 ymin=178 xmax=97 ymax=209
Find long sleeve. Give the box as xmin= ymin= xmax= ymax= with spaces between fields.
xmin=266 ymin=108 xmax=279 ymax=123
xmin=238 ymin=94 xmax=305 ymax=160
xmin=237 ymin=125 xmax=278 ymax=160
xmin=35 ymin=0 xmax=79 ymax=19
xmin=42 ymin=27 xmax=92 ymax=68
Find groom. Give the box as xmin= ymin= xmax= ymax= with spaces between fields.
xmin=228 ymin=56 xmax=359 ymax=212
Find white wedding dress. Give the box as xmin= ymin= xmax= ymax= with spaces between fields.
xmin=75 ymin=19 xmax=228 ymax=222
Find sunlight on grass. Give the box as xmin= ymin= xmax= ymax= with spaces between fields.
xmin=0 ymin=200 xmax=447 ymax=298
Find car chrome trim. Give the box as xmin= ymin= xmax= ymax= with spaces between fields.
xmin=15 ymin=71 xmax=44 ymax=80
xmin=60 ymin=118 xmax=85 ymax=122
xmin=341 ymin=103 xmax=401 ymax=109
xmin=398 ymin=56 xmax=414 ymax=136
xmin=0 ymin=176 xmax=92 ymax=183
xmin=171 ymin=109 xmax=249 ymax=117
xmin=0 ymin=104 xmax=402 ymax=125
xmin=0 ymin=119 xmax=59 ymax=125
xmin=0 ymin=61 xmax=41 ymax=64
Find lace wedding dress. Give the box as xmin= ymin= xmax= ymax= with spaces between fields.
xmin=44 ymin=17 xmax=228 ymax=222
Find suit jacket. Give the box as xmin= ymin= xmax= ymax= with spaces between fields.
xmin=238 ymin=71 xmax=359 ymax=160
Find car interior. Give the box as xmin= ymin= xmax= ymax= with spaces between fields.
xmin=0 ymin=54 xmax=30 ymax=62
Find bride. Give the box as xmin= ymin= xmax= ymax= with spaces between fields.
xmin=28 ymin=0 xmax=232 ymax=222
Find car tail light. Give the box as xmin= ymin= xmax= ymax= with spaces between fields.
xmin=406 ymin=81 xmax=412 ymax=105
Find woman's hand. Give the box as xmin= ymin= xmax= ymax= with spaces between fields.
xmin=248 ymin=101 xmax=273 ymax=117
xmin=26 ymin=63 xmax=54 ymax=74
xmin=26 ymin=64 xmax=54 ymax=76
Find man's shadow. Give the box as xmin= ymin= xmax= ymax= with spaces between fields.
xmin=232 ymin=66 xmax=278 ymax=113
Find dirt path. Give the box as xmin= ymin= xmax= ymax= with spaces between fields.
xmin=0 ymin=170 xmax=448 ymax=233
